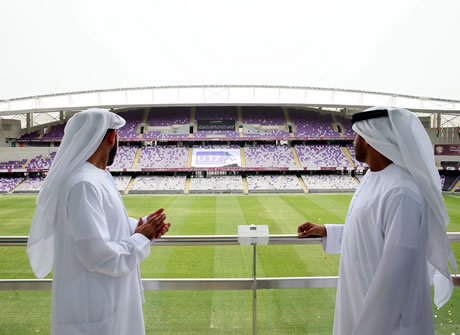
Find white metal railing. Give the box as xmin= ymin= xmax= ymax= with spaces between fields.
xmin=1 ymin=233 xmax=460 ymax=246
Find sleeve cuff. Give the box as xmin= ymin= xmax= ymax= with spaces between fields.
xmin=128 ymin=217 xmax=138 ymax=233
xmin=130 ymin=233 xmax=151 ymax=262
xmin=322 ymin=224 xmax=344 ymax=254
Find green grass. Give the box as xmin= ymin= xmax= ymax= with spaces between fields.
xmin=0 ymin=194 xmax=459 ymax=334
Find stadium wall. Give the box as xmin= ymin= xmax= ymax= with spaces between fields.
xmin=427 ymin=128 xmax=460 ymax=145
xmin=249 ymin=189 xmax=303 ymax=194
xmin=0 ymin=119 xmax=21 ymax=147
xmin=129 ymin=190 xmax=184 ymax=194
xmin=0 ymin=147 xmax=58 ymax=162
xmin=308 ymin=188 xmax=357 ymax=193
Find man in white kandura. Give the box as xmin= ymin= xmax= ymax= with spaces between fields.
xmin=27 ymin=109 xmax=171 ymax=335
xmin=298 ymin=107 xmax=457 ymax=335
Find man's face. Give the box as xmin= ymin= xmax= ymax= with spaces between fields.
xmin=107 ymin=133 xmax=118 ymax=166
xmin=354 ymin=133 xmax=368 ymax=163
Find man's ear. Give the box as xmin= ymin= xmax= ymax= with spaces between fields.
xmin=362 ymin=137 xmax=369 ymax=148
xmin=106 ymin=130 xmax=117 ymax=146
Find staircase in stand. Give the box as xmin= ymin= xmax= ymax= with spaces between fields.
xmin=341 ymin=146 xmax=355 ymax=167
xmin=124 ymin=177 xmax=136 ymax=195
xmin=132 ymin=148 xmax=142 ymax=168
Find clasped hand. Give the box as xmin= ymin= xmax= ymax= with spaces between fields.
xmin=135 ymin=208 xmax=171 ymax=240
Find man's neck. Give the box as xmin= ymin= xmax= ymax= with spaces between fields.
xmin=368 ymin=159 xmax=392 ymax=172
xmin=87 ymin=155 xmax=107 ymax=170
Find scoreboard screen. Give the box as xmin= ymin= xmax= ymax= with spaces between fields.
xmin=191 ymin=148 xmax=241 ymax=167
xmin=197 ymin=120 xmax=235 ymax=131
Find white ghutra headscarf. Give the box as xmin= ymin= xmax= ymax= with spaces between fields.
xmin=352 ymin=106 xmax=457 ymax=308
xmin=27 ymin=108 xmax=125 ymax=278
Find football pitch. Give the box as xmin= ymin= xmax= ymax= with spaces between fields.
xmin=0 ymin=194 xmax=459 ymax=334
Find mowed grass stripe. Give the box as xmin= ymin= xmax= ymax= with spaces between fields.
xmin=257 ymin=288 xmax=336 ymax=335
xmin=143 ymin=290 xmax=252 ymax=334
xmin=213 ymin=197 xmax=251 ymax=278
xmin=209 ymin=197 xmax=252 ymax=332
xmin=293 ymin=194 xmax=350 ymax=225
xmin=255 ymin=195 xmax=339 ymax=277
xmin=0 ymin=247 xmax=39 ymax=279
xmin=0 ymin=195 xmax=36 ymax=236
xmin=153 ymin=197 xmax=217 ymax=332
xmin=445 ymin=195 xmax=460 ymax=232
xmin=238 ymin=196 xmax=310 ymax=278
xmin=123 ymin=194 xmax=177 ymax=224
xmin=141 ymin=196 xmax=196 ymax=277
xmin=280 ymin=195 xmax=343 ymax=276
xmin=158 ymin=196 xmax=215 ymax=278
xmin=0 ymin=291 xmax=52 ymax=334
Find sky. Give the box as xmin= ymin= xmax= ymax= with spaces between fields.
xmin=1 ymin=0 xmax=459 ymax=101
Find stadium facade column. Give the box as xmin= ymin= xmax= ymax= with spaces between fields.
xmin=26 ymin=113 xmax=33 ymax=133
xmin=435 ymin=113 xmax=442 ymax=143
xmin=59 ymin=111 xmax=64 ymax=123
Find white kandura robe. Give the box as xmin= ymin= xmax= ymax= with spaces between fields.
xmin=324 ymin=163 xmax=434 ymax=335
xmin=51 ymin=162 xmax=150 ymax=335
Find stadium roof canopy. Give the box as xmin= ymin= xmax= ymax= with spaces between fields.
xmin=1 ymin=85 xmax=460 ymax=128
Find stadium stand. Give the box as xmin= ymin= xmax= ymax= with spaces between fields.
xmin=289 ymin=109 xmax=338 ymax=138
xmin=346 ymin=144 xmax=367 ymax=168
xmin=242 ymin=106 xmax=285 ymax=125
xmin=442 ymin=175 xmax=458 ymax=191
xmin=42 ymin=124 xmax=65 ymax=141
xmin=147 ymin=107 xmax=190 ymax=126
xmin=10 ymin=107 xmax=459 ymax=195
xmin=0 ymin=176 xmax=25 ymax=193
xmin=109 ymin=146 xmax=138 ymax=169
xmin=440 ymin=175 xmax=446 ymax=189
xmin=14 ymin=176 xmax=46 ymax=193
xmin=241 ymin=106 xmax=289 ymax=137
xmin=19 ymin=130 xmax=41 ymax=141
xmin=137 ymin=146 xmax=188 ymax=169
xmin=117 ymin=109 xmax=144 ymax=140
xmin=144 ymin=107 xmax=191 ymax=139
xmin=335 ymin=115 xmax=354 ymax=137
xmin=244 ymin=145 xmax=296 ymax=168
xmin=130 ymin=176 xmax=186 ymax=194
xmin=4 ymin=107 xmax=457 ymax=194
xmin=302 ymin=174 xmax=358 ymax=192
xmin=112 ymin=176 xmax=132 ymax=192
xmin=26 ymin=152 xmax=57 ymax=169
xmin=295 ymin=145 xmax=350 ymax=168
xmin=0 ymin=159 xmax=27 ymax=169
xmin=189 ymin=176 xmax=244 ymax=193
xmin=247 ymin=175 xmax=303 ymax=193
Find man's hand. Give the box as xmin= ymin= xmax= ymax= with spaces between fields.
xmin=135 ymin=208 xmax=169 ymax=240
xmin=297 ymin=222 xmax=327 ymax=238
xmin=154 ymin=222 xmax=171 ymax=239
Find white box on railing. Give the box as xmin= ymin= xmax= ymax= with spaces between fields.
xmin=238 ymin=224 xmax=269 ymax=245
